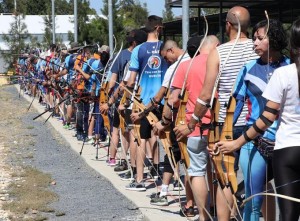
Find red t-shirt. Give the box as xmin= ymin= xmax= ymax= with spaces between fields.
xmin=172 ymin=54 xmax=211 ymax=136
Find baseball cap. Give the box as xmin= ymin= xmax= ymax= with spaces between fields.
xmin=187 ymin=36 xmax=203 ymax=57
xmin=187 ymin=36 xmax=203 ymax=49
xmin=99 ymin=45 xmax=110 ymax=53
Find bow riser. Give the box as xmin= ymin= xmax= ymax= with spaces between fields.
xmin=175 ymin=91 xmax=190 ymax=168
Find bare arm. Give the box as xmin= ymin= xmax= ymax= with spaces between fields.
xmin=74 ymin=65 xmax=91 ymax=80
xmin=145 ymin=86 xmax=167 ymax=109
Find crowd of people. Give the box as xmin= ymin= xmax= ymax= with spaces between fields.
xmin=15 ymin=6 xmax=300 ymax=221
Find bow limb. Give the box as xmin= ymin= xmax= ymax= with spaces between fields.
xmin=176 ymin=14 xmax=208 ymax=168
xmin=207 ymin=12 xmax=242 ymax=221
xmin=99 ymin=42 xmax=124 ymax=133
xmin=242 ymin=193 xmax=300 ymax=208
xmin=102 ymin=35 xmax=118 ymax=77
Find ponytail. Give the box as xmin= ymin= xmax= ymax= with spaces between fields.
xmin=289 ymin=19 xmax=300 ymax=96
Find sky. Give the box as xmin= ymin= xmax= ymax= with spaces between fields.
xmin=89 ymin=0 xmax=181 ymax=17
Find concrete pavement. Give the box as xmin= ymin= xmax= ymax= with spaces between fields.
xmin=21 ymin=87 xmax=198 ymax=221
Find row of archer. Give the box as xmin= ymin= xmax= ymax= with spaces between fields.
xmin=16 ymin=9 xmax=300 ymax=221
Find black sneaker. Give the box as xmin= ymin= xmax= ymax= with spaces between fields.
xmin=114 ymin=160 xmax=128 ymax=172
xmin=179 ymin=206 xmax=195 ymax=217
xmin=125 ymin=181 xmax=146 ymax=191
xmin=173 ymin=180 xmax=184 ymax=191
xmin=150 ymin=195 xmax=168 ymax=206
xmin=120 ymin=171 xmax=135 ymax=181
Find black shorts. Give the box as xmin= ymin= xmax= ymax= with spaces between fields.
xmin=112 ymin=108 xmax=120 ymax=128
xmin=140 ymin=116 xmax=152 ymax=139
xmin=139 ymin=107 xmax=163 ymax=139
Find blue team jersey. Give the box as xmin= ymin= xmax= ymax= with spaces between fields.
xmin=111 ymin=49 xmax=132 ymax=82
xmin=129 ymin=41 xmax=168 ymax=105
xmin=65 ymin=54 xmax=77 ymax=82
xmin=90 ymin=59 xmax=104 ymax=96
xmin=233 ymin=56 xmax=290 ymax=140
xmin=82 ymin=57 xmax=97 ymax=74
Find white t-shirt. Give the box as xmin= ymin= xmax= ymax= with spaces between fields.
xmin=161 ymin=53 xmax=190 ymax=88
xmin=263 ymin=63 xmax=300 ymax=150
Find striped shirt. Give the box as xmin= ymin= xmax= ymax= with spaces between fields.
xmin=216 ymin=39 xmax=259 ymax=126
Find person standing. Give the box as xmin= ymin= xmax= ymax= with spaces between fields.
xmin=217 ymin=17 xmax=300 ymax=221
xmin=174 ymin=6 xmax=258 ymax=221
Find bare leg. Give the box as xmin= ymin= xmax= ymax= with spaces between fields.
xmin=216 ymin=186 xmax=233 ymax=221
xmin=190 ymin=176 xmax=208 ymax=221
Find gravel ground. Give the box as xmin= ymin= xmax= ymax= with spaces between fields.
xmin=1 ymin=85 xmax=144 ymax=221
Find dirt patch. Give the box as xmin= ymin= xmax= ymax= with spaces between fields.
xmin=0 ymin=85 xmax=59 ymax=221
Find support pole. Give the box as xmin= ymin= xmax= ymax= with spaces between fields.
xmin=182 ymin=0 xmax=189 ymax=50
xmin=74 ymin=0 xmax=78 ymax=42
xmin=52 ymin=0 xmax=55 ymax=44
xmin=108 ymin=0 xmax=114 ymax=52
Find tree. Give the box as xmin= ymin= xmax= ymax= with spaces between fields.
xmin=163 ymin=0 xmax=174 ymax=22
xmin=1 ymin=12 xmax=29 ymax=69
xmin=96 ymin=0 xmax=148 ymax=48
xmin=68 ymin=0 xmax=97 ymax=44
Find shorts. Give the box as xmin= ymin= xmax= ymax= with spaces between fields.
xmin=113 ymin=108 xmax=120 ymax=128
xmin=139 ymin=107 xmax=162 ymax=139
xmin=140 ymin=116 xmax=152 ymax=139
xmin=187 ymin=136 xmax=209 ymax=177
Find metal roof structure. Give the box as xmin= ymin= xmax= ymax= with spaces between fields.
xmin=164 ymin=0 xmax=300 ymax=41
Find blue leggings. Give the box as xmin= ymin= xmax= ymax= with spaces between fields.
xmin=239 ymin=142 xmax=273 ymax=221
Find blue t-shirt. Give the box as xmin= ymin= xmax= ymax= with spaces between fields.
xmin=233 ymin=56 xmax=290 ymax=140
xmin=111 ymin=49 xmax=132 ymax=82
xmin=129 ymin=41 xmax=168 ymax=105
xmin=64 ymin=54 xmax=77 ymax=83
xmin=90 ymin=59 xmax=105 ymax=96
xmin=82 ymin=58 xmax=97 ymax=74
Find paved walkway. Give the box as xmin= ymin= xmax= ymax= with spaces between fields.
xmin=21 ymin=87 xmax=196 ymax=221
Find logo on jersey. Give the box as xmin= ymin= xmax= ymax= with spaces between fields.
xmin=147 ymin=55 xmax=161 ymax=70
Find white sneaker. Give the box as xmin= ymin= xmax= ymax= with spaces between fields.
xmin=85 ymin=137 xmax=94 ymax=145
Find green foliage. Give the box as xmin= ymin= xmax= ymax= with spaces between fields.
xmin=1 ymin=13 xmax=29 ymax=68
xmin=163 ymin=0 xmax=174 ymax=22
xmin=96 ymin=0 xmax=148 ymax=47
xmin=0 ymin=0 xmax=73 ymax=15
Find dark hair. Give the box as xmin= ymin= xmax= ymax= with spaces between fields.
xmin=252 ymin=19 xmax=287 ymax=52
xmin=187 ymin=36 xmax=203 ymax=58
xmin=50 ymin=44 xmax=57 ymax=52
xmin=101 ymin=51 xmax=110 ymax=66
xmin=144 ymin=15 xmax=163 ymax=33
xmin=290 ymin=18 xmax=300 ymax=96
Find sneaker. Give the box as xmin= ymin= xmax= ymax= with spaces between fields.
xmin=85 ymin=137 xmax=95 ymax=145
xmin=63 ymin=124 xmax=70 ymax=129
xmin=179 ymin=206 xmax=195 ymax=217
xmin=173 ymin=180 xmax=184 ymax=191
xmin=150 ymin=195 xmax=168 ymax=206
xmin=120 ymin=171 xmax=135 ymax=181
xmin=125 ymin=181 xmax=146 ymax=191
xmin=114 ymin=160 xmax=128 ymax=172
xmin=107 ymin=158 xmax=116 ymax=166
xmin=77 ymin=134 xmax=83 ymax=141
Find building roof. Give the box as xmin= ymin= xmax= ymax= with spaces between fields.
xmin=0 ymin=14 xmax=107 ymax=35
